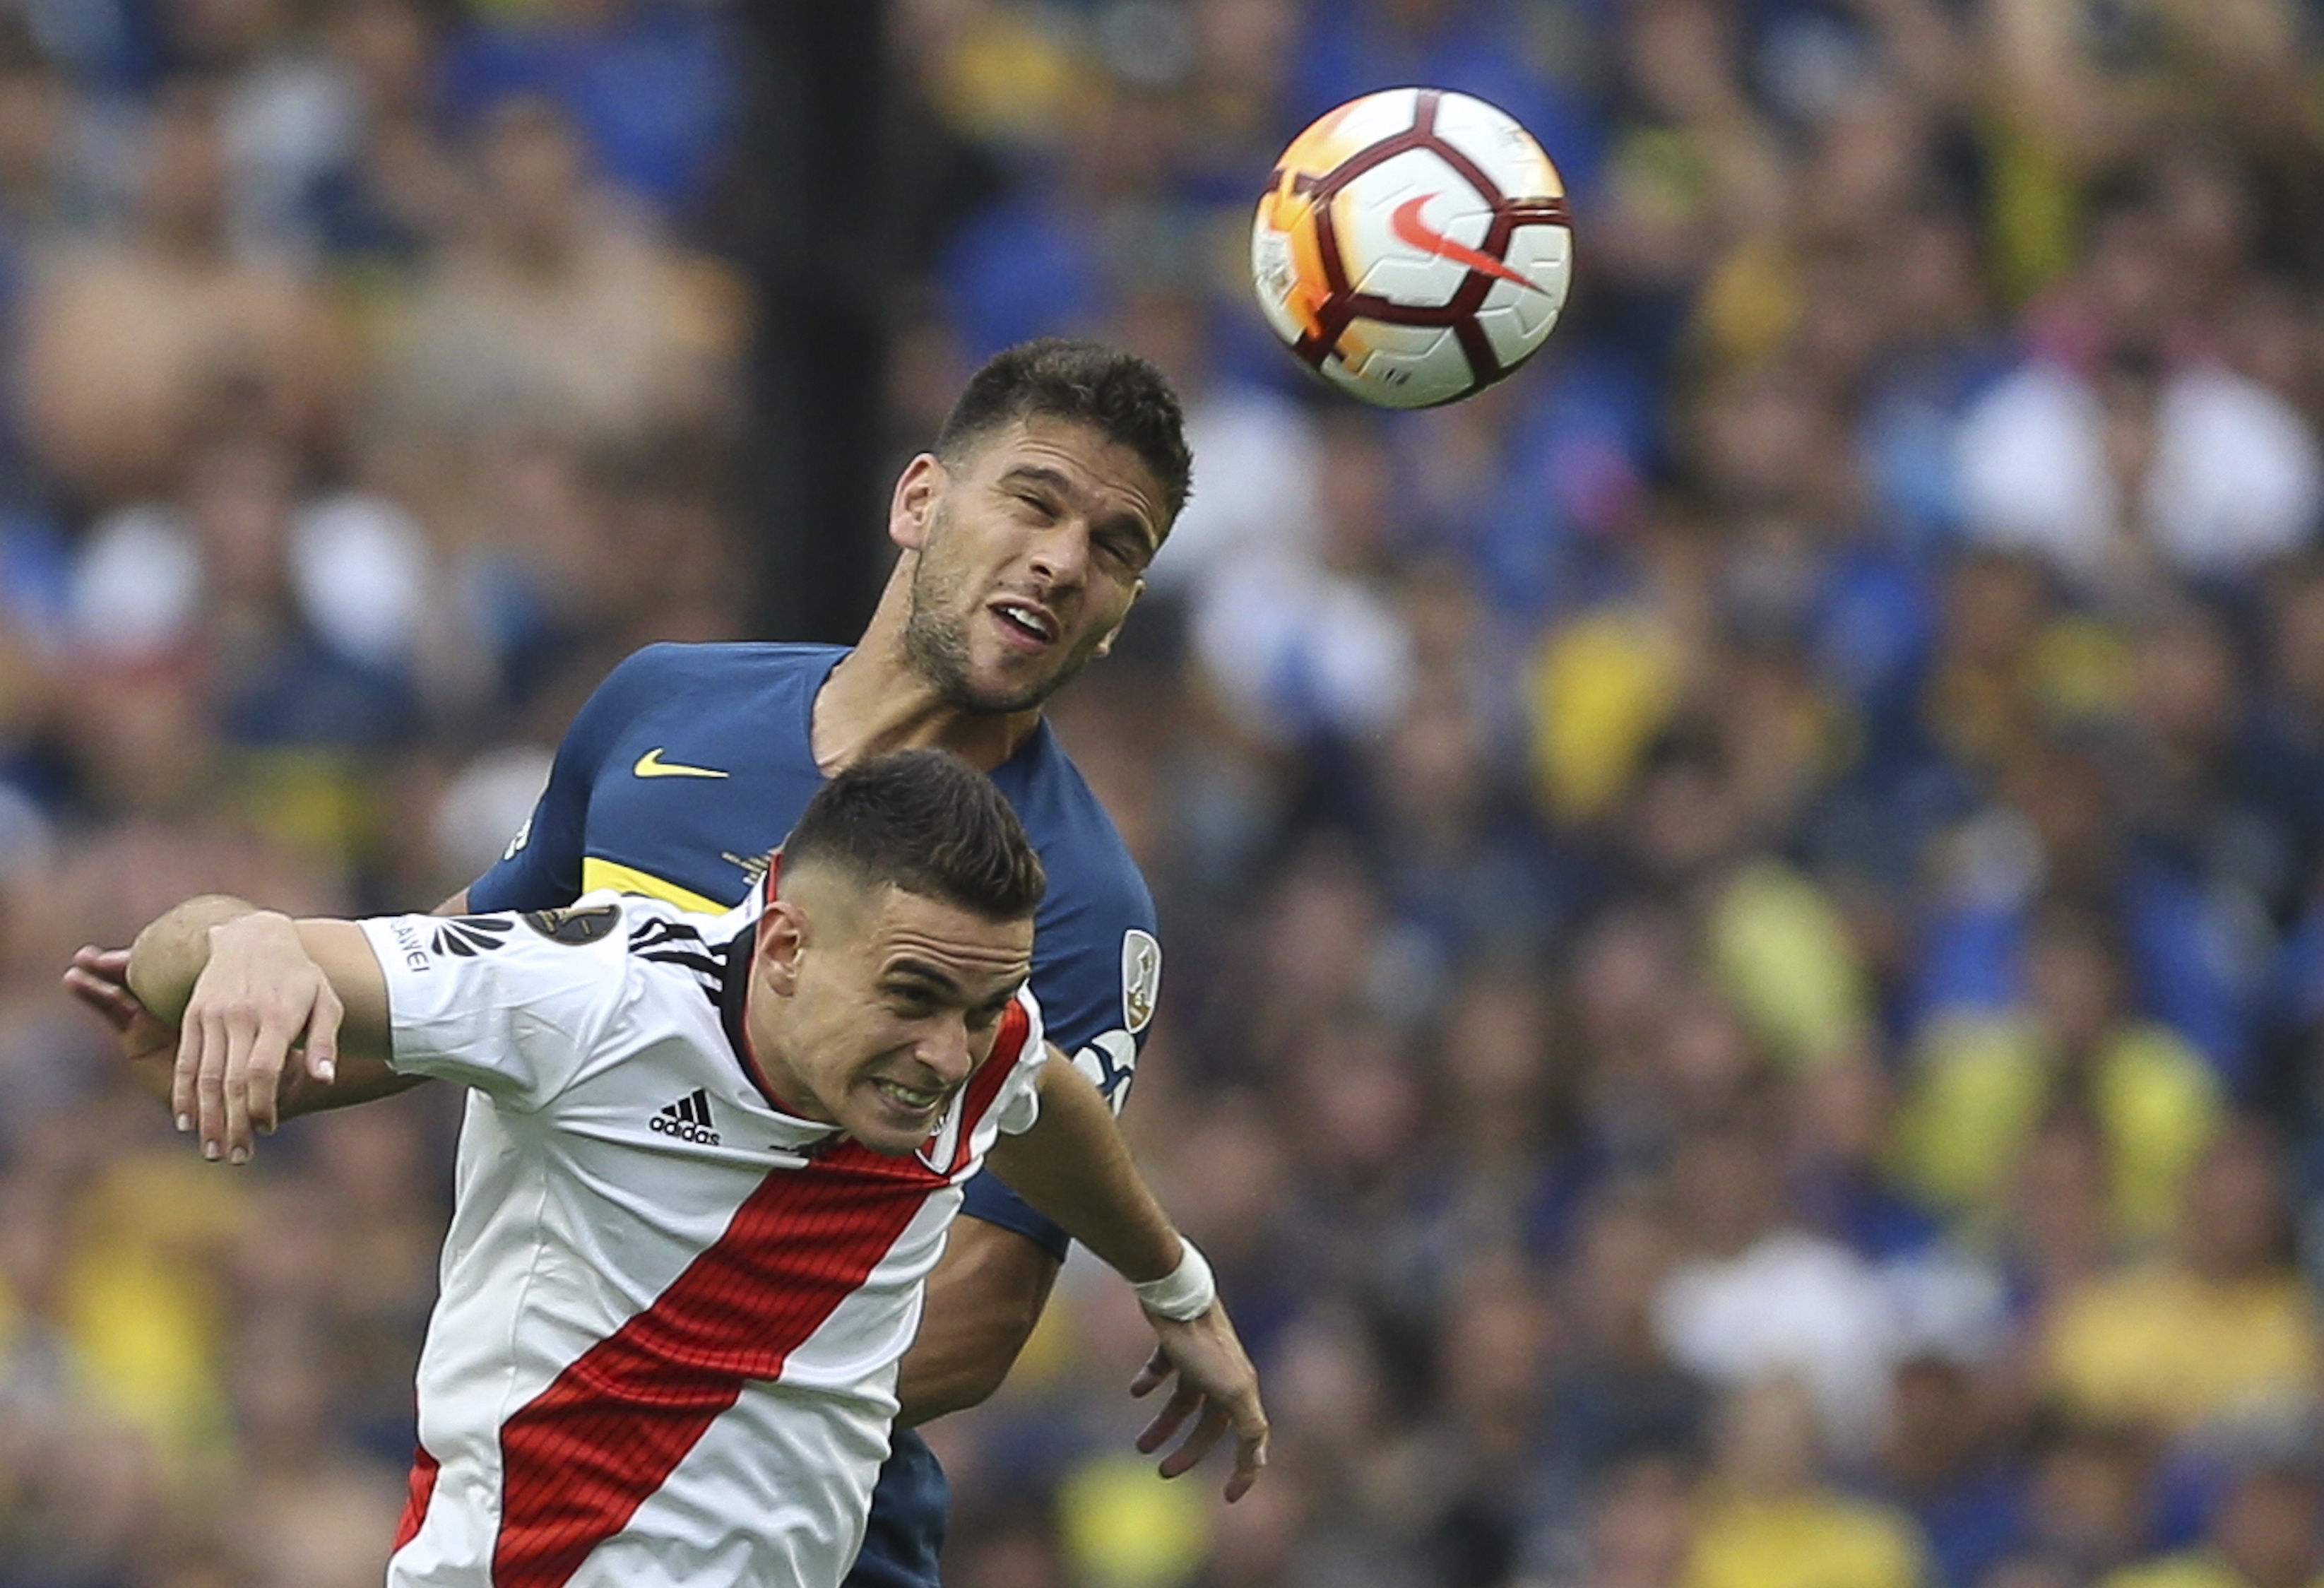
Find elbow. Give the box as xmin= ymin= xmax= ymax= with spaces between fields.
xmin=124 ymin=908 xmax=199 ymax=1021
xmin=125 ymin=894 xmax=261 ymax=1022
xmin=895 ymin=1231 xmax=1062 ymax=1426
xmin=897 ymin=1294 xmax=1046 ymax=1426
xmin=906 ymin=1354 xmax=1015 ymax=1427
xmin=955 ymin=1288 xmax=1049 ymax=1409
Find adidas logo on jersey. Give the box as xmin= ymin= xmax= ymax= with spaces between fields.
xmin=651 ymin=1089 xmax=721 ymax=1146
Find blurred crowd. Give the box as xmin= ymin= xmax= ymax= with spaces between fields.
xmin=10 ymin=1 xmax=2324 ymax=1588
xmin=896 ymin=1 xmax=2324 ymax=1587
xmin=0 ymin=1 xmax=752 ymax=1583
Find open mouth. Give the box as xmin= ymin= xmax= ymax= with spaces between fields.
xmin=992 ymin=600 xmax=1057 ymax=647
xmin=872 ymin=1078 xmax=947 ymax=1115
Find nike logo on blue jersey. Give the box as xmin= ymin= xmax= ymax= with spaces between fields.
xmin=633 ymin=748 xmax=730 ymax=780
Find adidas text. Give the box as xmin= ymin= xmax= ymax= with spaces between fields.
xmin=651 ymin=1090 xmax=721 ymax=1146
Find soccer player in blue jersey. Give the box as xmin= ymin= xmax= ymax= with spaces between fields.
xmin=68 ymin=339 xmax=1205 ymax=1587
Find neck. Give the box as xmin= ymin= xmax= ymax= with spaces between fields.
xmin=741 ymin=992 xmax=829 ymax=1125
xmin=812 ymin=567 xmax=1043 ymax=774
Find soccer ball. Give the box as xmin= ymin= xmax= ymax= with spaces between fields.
xmin=1250 ymin=88 xmax=1572 ymax=409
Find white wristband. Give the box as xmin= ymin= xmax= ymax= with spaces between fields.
xmin=1132 ymin=1237 xmax=1216 ymax=1322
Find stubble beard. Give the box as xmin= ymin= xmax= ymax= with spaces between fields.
xmin=900 ymin=526 xmax=1097 ymax=716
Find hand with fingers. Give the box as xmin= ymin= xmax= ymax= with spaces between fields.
xmin=64 ymin=944 xmax=176 ymax=1104
xmin=1130 ymin=1299 xmax=1270 ymax=1503
xmin=172 ymin=911 xmax=343 ymax=1165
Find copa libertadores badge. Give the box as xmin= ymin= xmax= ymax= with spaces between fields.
xmin=1122 ymin=930 xmax=1161 ymax=1034
xmin=523 ymin=904 xmax=623 ymax=944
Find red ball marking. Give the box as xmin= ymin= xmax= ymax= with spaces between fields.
xmin=1277 ymin=90 xmax=1572 ymax=403
xmin=1389 ymin=194 xmax=1548 ymax=294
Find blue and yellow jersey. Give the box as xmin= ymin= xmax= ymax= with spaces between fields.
xmin=467 ymin=641 xmax=1160 ymax=1258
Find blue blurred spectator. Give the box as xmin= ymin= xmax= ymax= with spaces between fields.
xmin=1285 ymin=0 xmax=1609 ymax=200
xmin=441 ymin=0 xmax=735 ymax=227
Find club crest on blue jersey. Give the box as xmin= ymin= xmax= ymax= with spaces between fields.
xmin=1122 ymin=929 xmax=1161 ymax=1033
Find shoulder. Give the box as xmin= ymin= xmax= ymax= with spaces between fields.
xmin=452 ymin=891 xmax=735 ymax=974
xmin=996 ymin=728 xmax=1158 ymax=1057
xmin=1002 ymin=725 xmax=1155 ymax=929
xmin=597 ymin=641 xmax=848 ymax=705
xmin=564 ymin=642 xmax=846 ymax=766
xmin=506 ymin=890 xmax=737 ymax=1006
xmin=976 ymin=985 xmax=1050 ymax=1139
xmin=605 ymin=889 xmax=751 ymax=958
xmin=1008 ymin=983 xmax=1045 ymax=1057
xmin=413 ymin=891 xmax=648 ymax=972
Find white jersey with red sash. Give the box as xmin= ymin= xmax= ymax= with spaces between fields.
xmin=357 ymin=888 xmax=1045 ymax=1588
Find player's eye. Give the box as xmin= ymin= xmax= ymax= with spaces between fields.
xmin=966 ymin=1002 xmax=1005 ymax=1032
xmin=1013 ymin=490 xmax=1057 ymax=520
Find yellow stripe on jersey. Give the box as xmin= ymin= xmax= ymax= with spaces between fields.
xmin=580 ymin=858 xmax=726 ymax=916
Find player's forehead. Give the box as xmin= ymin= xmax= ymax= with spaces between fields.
xmin=958 ymin=417 xmax=1170 ymax=550
xmin=862 ymin=884 xmax=1033 ymax=993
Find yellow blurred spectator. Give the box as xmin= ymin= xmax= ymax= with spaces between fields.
xmin=1893 ymin=897 xmax=2221 ymax=1246
xmin=1684 ymin=1375 xmax=1930 ymax=1588
xmin=2044 ymin=1122 xmax=2323 ymax=1437
xmin=1526 ymin=509 xmax=1714 ymax=823
xmin=1922 ymin=552 xmax=2133 ymax=782
xmin=918 ymin=1 xmax=1086 ymax=150
xmin=1058 ymin=1451 xmax=1211 ymax=1588
xmin=58 ymin=1150 xmax=248 ymax=1480
xmin=1529 ymin=605 xmax=1685 ymax=824
xmin=1707 ymin=858 xmax=1875 ymax=1072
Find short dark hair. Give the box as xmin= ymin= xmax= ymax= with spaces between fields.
xmin=783 ymin=749 xmax=1046 ymax=922
xmin=935 ymin=338 xmax=1193 ymax=525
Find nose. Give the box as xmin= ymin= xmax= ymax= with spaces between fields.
xmin=916 ymin=1015 xmax=975 ymax=1088
xmin=1026 ymin=518 xmax=1091 ymax=589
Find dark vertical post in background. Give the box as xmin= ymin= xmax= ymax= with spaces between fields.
xmin=737 ymin=1 xmax=891 ymax=644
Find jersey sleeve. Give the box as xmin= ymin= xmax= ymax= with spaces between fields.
xmin=466 ymin=644 xmax=680 ymax=912
xmin=356 ymin=904 xmax=631 ymax=1108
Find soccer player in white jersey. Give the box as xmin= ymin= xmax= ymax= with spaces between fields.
xmin=112 ymin=749 xmax=1266 ymax=1588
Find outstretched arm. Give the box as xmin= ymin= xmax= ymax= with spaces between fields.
xmin=984 ymin=1057 xmax=1269 ymax=1501
xmin=985 ymin=1057 xmax=1180 ymax=1280
xmin=66 ymin=889 xmax=476 ymax=1163
xmin=123 ymin=897 xmax=402 ymax=1162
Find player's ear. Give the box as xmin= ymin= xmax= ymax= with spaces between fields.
xmin=1092 ymin=578 xmax=1144 ymax=659
xmin=889 ymin=454 xmax=947 ymax=553
xmin=756 ymin=899 xmax=809 ymax=995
